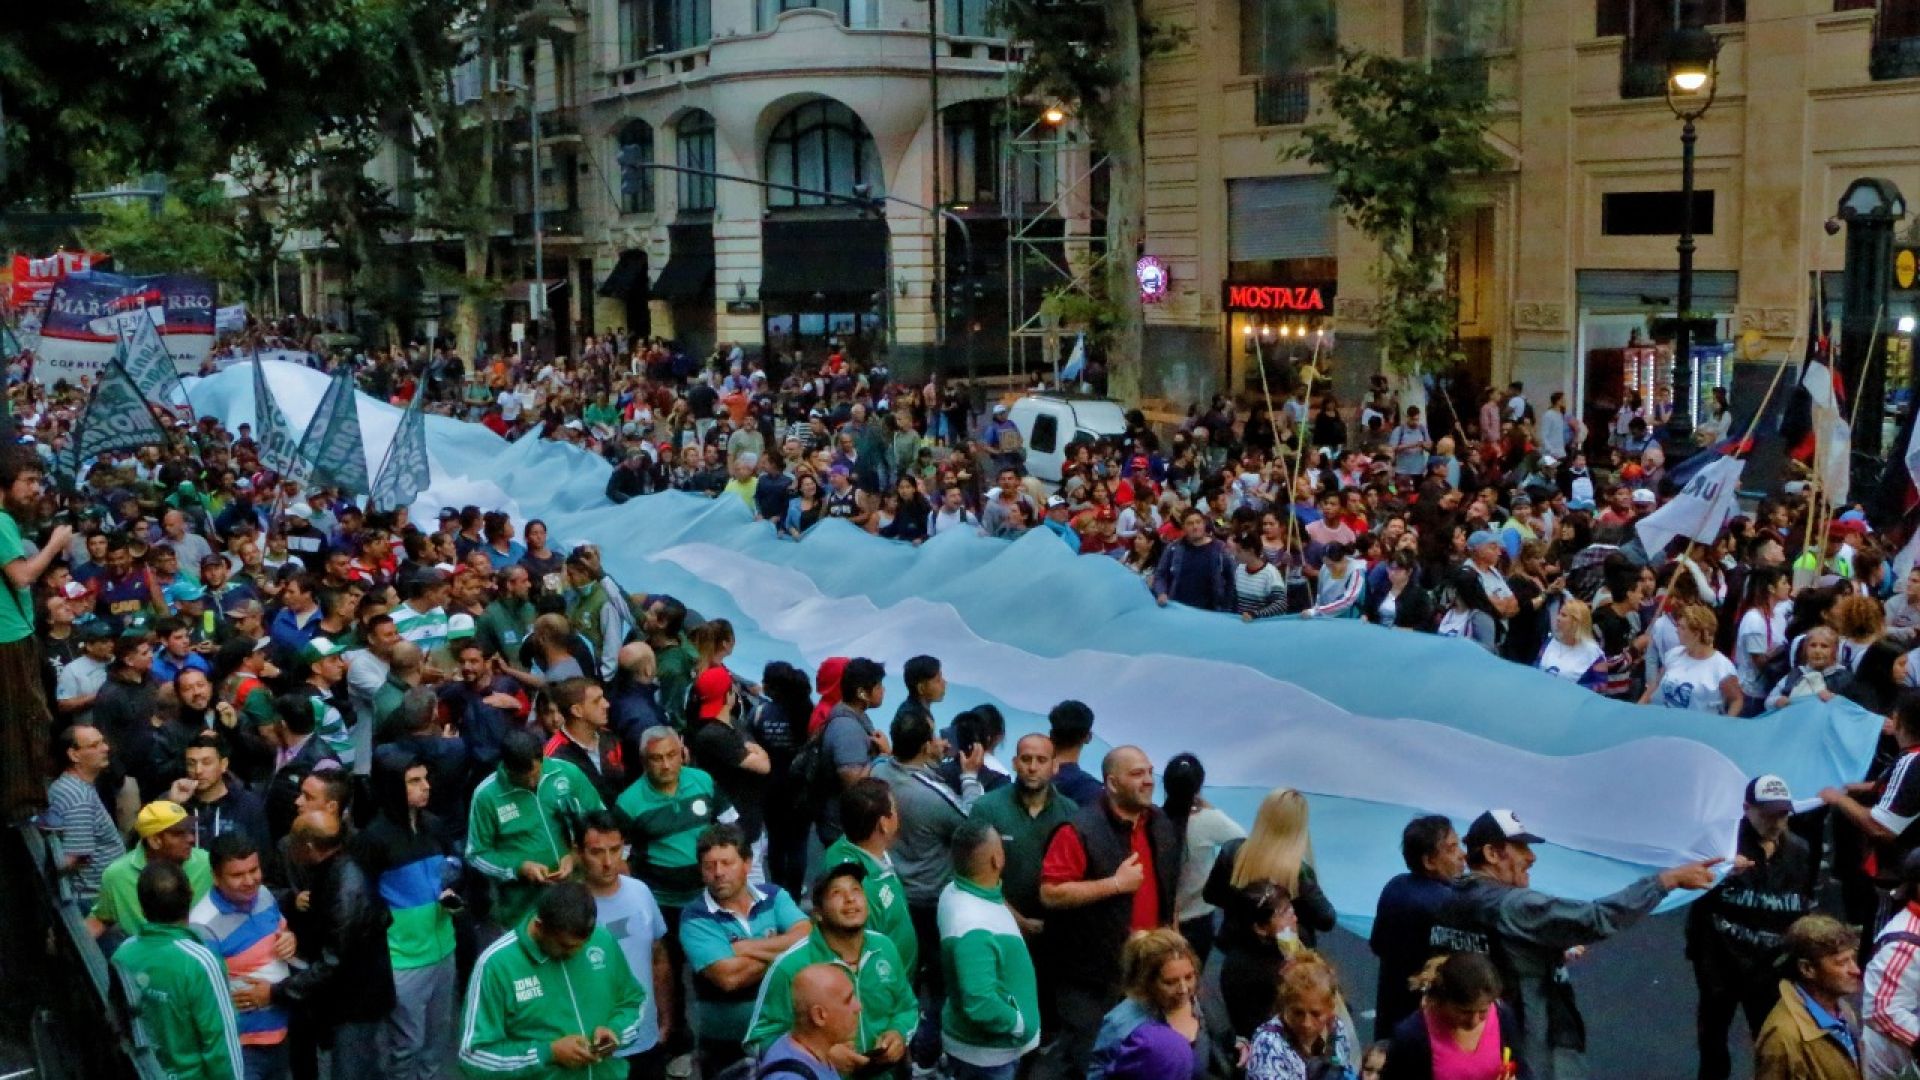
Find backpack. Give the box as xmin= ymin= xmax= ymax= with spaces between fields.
xmin=786 ymin=720 xmax=841 ymax=822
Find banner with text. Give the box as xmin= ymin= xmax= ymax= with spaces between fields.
xmin=34 ymin=271 xmax=214 ymax=385
xmin=252 ymin=349 xmax=307 ymax=483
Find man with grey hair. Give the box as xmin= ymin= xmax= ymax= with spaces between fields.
xmin=616 ymin=726 xmax=736 ymax=919
xmin=372 ymin=641 xmax=426 ymax=740
xmin=385 ymin=684 xmax=467 ymax=827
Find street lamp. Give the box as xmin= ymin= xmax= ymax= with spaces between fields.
xmin=495 ymin=79 xmax=544 ymax=340
xmin=1663 ymin=24 xmax=1718 ymax=442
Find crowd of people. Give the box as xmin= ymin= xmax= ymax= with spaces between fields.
xmin=0 ymin=328 xmax=1916 ymax=1080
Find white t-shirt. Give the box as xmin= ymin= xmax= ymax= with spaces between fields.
xmin=1176 ymin=807 xmax=1247 ymax=922
xmin=1656 ymin=647 xmax=1738 ymax=714
xmin=1735 ymin=607 xmax=1786 ymax=696
xmin=594 ymin=876 xmax=668 ymax=1053
xmin=1538 ymin=638 xmax=1603 ymax=683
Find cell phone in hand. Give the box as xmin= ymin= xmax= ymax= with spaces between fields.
xmin=591 ymin=1033 xmax=618 ymax=1057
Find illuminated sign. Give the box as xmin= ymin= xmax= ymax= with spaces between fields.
xmin=1136 ymin=256 xmax=1170 ymax=304
xmin=1221 ymin=281 xmax=1335 ymax=313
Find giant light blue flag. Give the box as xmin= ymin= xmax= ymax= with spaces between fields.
xmin=251 ymin=348 xmax=306 ymax=484
xmin=369 ymin=383 xmax=430 ymax=511
xmin=116 ymin=305 xmax=193 ymax=420
xmin=188 ymin=361 xmax=1882 ymax=933
xmin=295 ymin=366 xmax=369 ymax=494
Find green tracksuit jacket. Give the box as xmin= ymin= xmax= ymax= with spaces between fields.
xmin=937 ymin=877 xmax=1041 ymax=1067
xmin=458 ymin=922 xmax=646 ymax=1080
xmin=467 ymin=758 xmax=605 ymax=929
xmin=742 ymin=926 xmax=918 ymax=1054
xmin=111 ymin=922 xmax=244 ymax=1080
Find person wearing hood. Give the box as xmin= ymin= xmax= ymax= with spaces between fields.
xmin=352 ymin=746 xmax=459 ymax=1080
xmin=384 ymin=686 xmax=470 ymax=847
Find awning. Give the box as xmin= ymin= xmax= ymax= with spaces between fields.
xmin=760 ymin=217 xmax=889 ymax=296
xmin=597 ymin=250 xmax=648 ymax=299
xmin=652 ymin=225 xmax=714 ymax=301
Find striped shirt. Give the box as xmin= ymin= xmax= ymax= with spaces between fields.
xmin=189 ymin=888 xmax=292 ymax=1045
xmin=49 ymin=771 xmax=123 ymax=908
xmin=1233 ymin=562 xmax=1287 ymax=619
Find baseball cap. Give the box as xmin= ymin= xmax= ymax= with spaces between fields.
xmin=1632 ymin=488 xmax=1656 ymax=505
xmin=1745 ymin=774 xmax=1793 ymax=813
xmin=120 ymin=615 xmax=152 ymax=638
xmin=992 ymin=403 xmax=1009 ymax=415
xmin=223 ymin=598 xmax=264 ymax=619
xmin=1568 ymin=498 xmax=1597 ymax=513
xmin=438 ymin=507 xmax=459 ymax=521
xmin=811 ymin=860 xmax=868 ymax=908
xmin=693 ymin=666 xmax=734 ymax=721
xmin=1510 ymin=493 xmax=1532 ymax=507
xmin=301 ymin=636 xmax=348 ymax=663
xmin=61 ymin=581 xmax=89 ymax=600
xmin=134 ymin=801 xmax=189 ymax=839
xmin=1046 ymin=495 xmax=1068 ymax=509
xmin=448 ymin=613 xmax=477 ymax=641
xmin=75 ymin=620 xmax=114 ymax=642
xmin=285 ymin=503 xmax=313 ymax=520
xmin=1463 ymin=809 xmax=1546 ymax=851
xmin=1467 ymin=529 xmax=1500 ymax=550
xmin=164 ymin=579 xmax=206 ymax=604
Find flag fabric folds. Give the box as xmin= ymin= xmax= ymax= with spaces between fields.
xmin=369 ymin=384 xmax=431 ymax=511
xmin=295 ymin=366 xmax=370 ymax=494
xmin=251 ymin=349 xmax=307 ymax=484
xmin=61 ymin=359 xmax=169 ymax=477
xmin=116 ymin=306 xmax=194 ymax=422
xmin=1635 ymin=456 xmax=1747 ymax=555
xmin=1803 ymin=359 xmax=1851 ymax=505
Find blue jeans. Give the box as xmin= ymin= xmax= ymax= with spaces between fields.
xmin=946 ymin=1058 xmax=1018 ymax=1080
xmin=244 ymin=1042 xmax=291 ymax=1080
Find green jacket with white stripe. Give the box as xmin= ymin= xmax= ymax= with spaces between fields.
xmin=458 ymin=921 xmax=645 ymax=1080
xmin=937 ymin=877 xmax=1041 ymax=1067
xmin=742 ymin=924 xmax=918 ymax=1055
xmin=466 ymin=758 xmax=604 ymax=929
xmin=111 ymin=922 xmax=244 ymax=1080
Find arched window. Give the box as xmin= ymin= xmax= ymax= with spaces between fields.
xmin=763 ymin=100 xmax=882 ymax=209
xmin=617 ymin=119 xmax=655 ymax=214
xmin=676 ymin=111 xmax=716 ymax=213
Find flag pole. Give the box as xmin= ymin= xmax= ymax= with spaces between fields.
xmin=1282 ymin=339 xmax=1324 ymax=572
xmin=1816 ymin=302 xmax=1886 ymax=568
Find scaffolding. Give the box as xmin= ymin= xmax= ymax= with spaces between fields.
xmin=1002 ymin=107 xmax=1108 ymax=386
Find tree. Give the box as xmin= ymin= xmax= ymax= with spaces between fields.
xmin=1290 ymin=50 xmax=1500 ymax=377
xmin=995 ymin=0 xmax=1149 ymax=403
xmin=78 ymin=180 xmax=245 ymax=289
xmin=0 ymin=0 xmax=418 ymax=203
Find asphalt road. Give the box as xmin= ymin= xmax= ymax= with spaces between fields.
xmin=1310 ymin=910 xmax=1737 ymax=1080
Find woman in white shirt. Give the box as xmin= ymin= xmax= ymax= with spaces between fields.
xmin=1162 ymin=753 xmax=1246 ymax=966
xmin=1645 ymin=604 xmax=1743 ymax=716
xmin=1733 ymin=567 xmax=1791 ymax=706
xmin=1538 ymin=598 xmax=1606 ymax=688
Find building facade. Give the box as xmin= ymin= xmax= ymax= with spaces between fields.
xmin=1141 ymin=0 xmax=1920 ymax=431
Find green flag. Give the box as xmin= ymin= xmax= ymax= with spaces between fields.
xmin=369 ymin=382 xmax=431 ymax=511
xmin=251 ymin=348 xmax=308 ymax=484
xmin=115 ymin=306 xmax=194 ymax=421
xmin=61 ymin=359 xmax=169 ymax=478
xmin=0 ymin=322 xmax=21 ymax=362
xmin=295 ymin=365 xmax=369 ymax=494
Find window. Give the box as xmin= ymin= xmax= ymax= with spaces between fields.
xmin=1405 ymin=0 xmax=1513 ymax=58
xmin=764 ymin=100 xmax=882 ymax=209
xmin=754 ymin=0 xmax=879 ymax=29
xmin=653 ymin=0 xmax=710 ymax=52
xmin=618 ymin=0 xmax=647 ymax=62
xmin=1599 ymin=0 xmax=1745 ymax=37
xmin=1028 ymin=413 xmax=1058 ymax=455
xmin=1241 ymin=0 xmax=1336 ymax=76
xmin=618 ymin=120 xmax=655 ymax=214
xmin=676 ymin=111 xmax=715 ymax=214
xmin=1602 ymin=191 xmax=1716 ymax=236
xmin=946 ymin=0 xmax=994 ymax=36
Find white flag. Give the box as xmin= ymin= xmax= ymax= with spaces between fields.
xmin=1634 ymin=455 xmax=1746 ymax=555
xmin=1805 ymin=360 xmax=1851 ymax=505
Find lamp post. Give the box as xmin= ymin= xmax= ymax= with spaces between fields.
xmin=1662 ymin=24 xmax=1719 ymax=444
xmin=495 ymin=79 xmax=544 ymax=346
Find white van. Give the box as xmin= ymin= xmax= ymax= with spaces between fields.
xmin=1006 ymin=394 xmax=1130 ymax=484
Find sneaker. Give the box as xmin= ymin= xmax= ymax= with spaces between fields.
xmin=665 ymin=1053 xmax=692 ymax=1079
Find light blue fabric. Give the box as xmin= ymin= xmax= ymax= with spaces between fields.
xmin=190 ymin=362 xmax=1884 ymax=934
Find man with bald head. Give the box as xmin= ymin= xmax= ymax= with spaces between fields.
xmin=1036 ymin=744 xmax=1178 ymax=1077
xmin=371 ymin=640 xmax=426 ymax=740
xmin=608 ymin=640 xmax=663 ymax=771
xmin=757 ymin=964 xmax=862 ymax=1080
xmin=273 ymin=810 xmax=394 ymax=1080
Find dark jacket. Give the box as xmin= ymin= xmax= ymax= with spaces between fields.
xmin=188 ymin=777 xmax=271 ymax=855
xmin=1370 ymin=872 xmax=1457 ymax=1035
xmin=265 ymin=735 xmax=341 ymax=844
xmin=1364 ymin=580 xmax=1436 ymax=631
xmin=385 ymin=732 xmax=470 ymax=846
xmin=1046 ymin=795 xmax=1180 ymax=992
xmin=546 ymin=729 xmax=627 ymax=807
xmin=272 ymin=845 xmax=395 ymax=1028
xmin=351 ymin=747 xmax=454 ymax=930
xmin=1154 ymin=537 xmax=1236 ymax=612
xmin=1204 ymin=839 xmax=1336 ymax=951
xmin=1686 ymin=821 xmax=1818 ymax=980
xmin=1380 ymin=1002 xmax=1530 ymax=1080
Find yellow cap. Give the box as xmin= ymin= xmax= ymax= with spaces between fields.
xmin=134 ymin=801 xmax=189 ymax=839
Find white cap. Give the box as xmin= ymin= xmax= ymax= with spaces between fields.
xmin=1631 ymin=488 xmax=1656 ymax=504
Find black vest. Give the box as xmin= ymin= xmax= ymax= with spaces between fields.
xmin=1047 ymin=797 xmax=1181 ymax=991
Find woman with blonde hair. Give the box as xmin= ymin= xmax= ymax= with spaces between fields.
xmin=1087 ymin=929 xmax=1232 ymax=1080
xmin=1537 ymin=597 xmax=1606 ymax=690
xmin=1645 ymin=604 xmax=1742 ymax=715
xmin=1247 ymin=950 xmax=1361 ymax=1080
xmin=1204 ymin=788 xmax=1337 ymax=1036
xmin=1831 ymin=592 xmax=1886 ymax=672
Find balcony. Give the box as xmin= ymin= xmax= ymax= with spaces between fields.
xmin=507 ymin=105 xmax=583 ymax=146
xmin=1254 ymin=72 xmax=1311 ymax=127
xmin=513 ymin=207 xmax=582 ymax=238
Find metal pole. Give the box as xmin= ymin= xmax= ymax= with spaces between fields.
xmin=1670 ymin=115 xmax=1697 ymax=441
xmin=530 ymin=85 xmax=545 ymax=337
xmin=941 ymin=209 xmax=975 ymax=405
xmin=928 ymin=0 xmax=943 ymax=356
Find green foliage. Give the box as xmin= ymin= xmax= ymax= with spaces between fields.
xmin=1 ymin=0 xmax=421 ymax=202
xmin=1040 ymin=285 xmax=1117 ymax=342
xmin=79 ymin=183 xmax=244 ymax=289
xmin=1289 ymin=49 xmax=1500 ymax=376
xmin=994 ymin=0 xmax=1119 ymax=124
